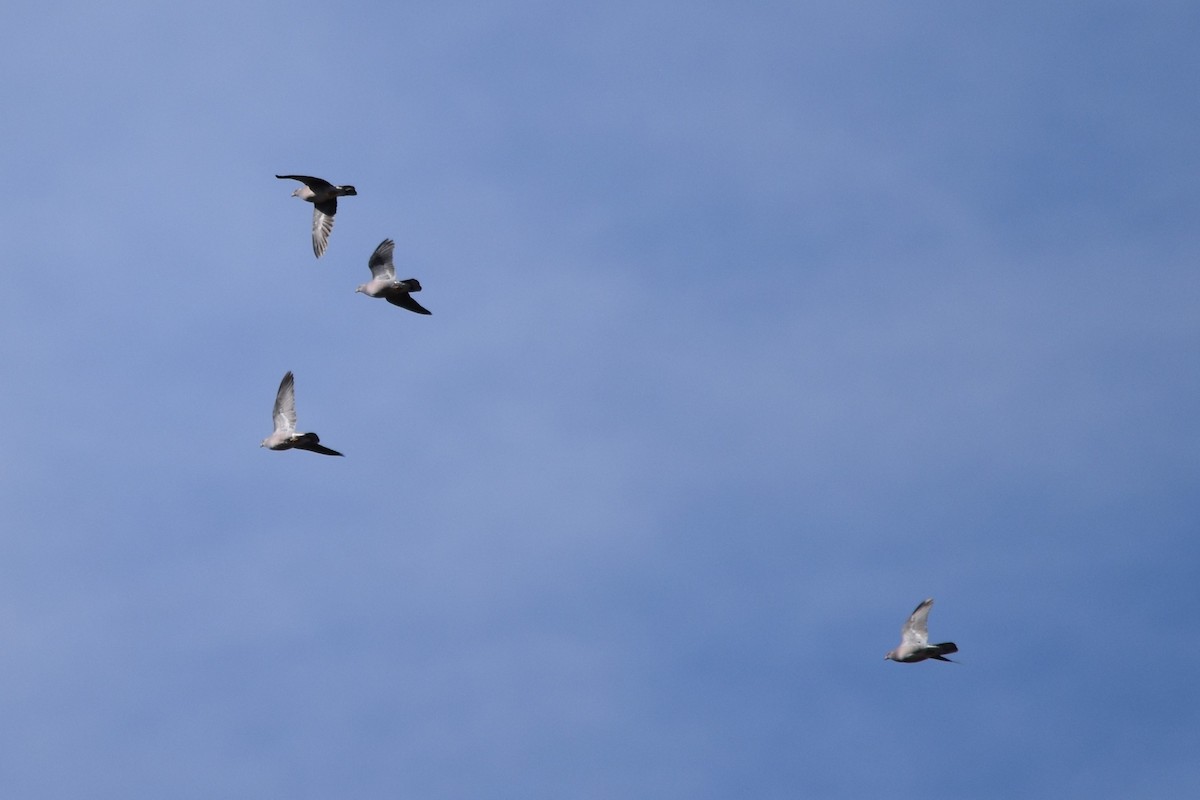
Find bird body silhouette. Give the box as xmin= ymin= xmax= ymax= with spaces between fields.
xmin=276 ymin=174 xmax=357 ymax=258
xmin=260 ymin=371 xmax=344 ymax=457
xmin=355 ymin=238 xmax=432 ymax=315
xmin=884 ymin=598 xmax=958 ymax=663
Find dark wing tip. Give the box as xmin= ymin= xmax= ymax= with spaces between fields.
xmin=385 ymin=292 xmax=432 ymax=314
xmin=297 ymin=436 xmax=344 ymax=457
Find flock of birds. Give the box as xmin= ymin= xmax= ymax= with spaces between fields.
xmin=258 ymin=174 xmax=430 ymax=460
xmin=257 ymin=175 xmax=959 ymax=664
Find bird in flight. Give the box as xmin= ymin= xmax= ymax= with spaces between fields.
xmin=884 ymin=598 xmax=958 ymax=663
xmin=276 ymin=174 xmax=358 ymax=258
xmin=260 ymin=371 xmax=344 ymax=457
xmin=355 ymin=238 xmax=432 ymax=315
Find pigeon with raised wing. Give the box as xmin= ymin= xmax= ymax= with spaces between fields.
xmin=276 ymin=174 xmax=358 ymax=258
xmin=260 ymin=371 xmax=344 ymax=456
xmin=884 ymin=598 xmax=958 ymax=663
xmin=355 ymin=238 xmax=432 ymax=315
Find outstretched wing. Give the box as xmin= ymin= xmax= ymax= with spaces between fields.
xmin=385 ymin=288 xmax=432 ymax=315
xmin=311 ymin=203 xmax=336 ymax=258
xmin=276 ymin=174 xmax=334 ymax=192
xmin=901 ymin=598 xmax=934 ymax=647
xmin=368 ymin=239 xmax=396 ymax=280
xmin=292 ymin=433 xmax=344 ymax=457
xmin=272 ymin=371 xmax=297 ymax=434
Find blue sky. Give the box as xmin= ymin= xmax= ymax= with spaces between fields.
xmin=2 ymin=1 xmax=1198 ymax=797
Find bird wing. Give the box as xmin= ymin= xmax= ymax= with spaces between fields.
xmin=901 ymin=598 xmax=933 ymax=647
xmin=385 ymin=289 xmax=432 ymax=315
xmin=272 ymin=371 xmax=297 ymax=434
xmin=292 ymin=433 xmax=344 ymax=457
xmin=301 ymin=441 xmax=344 ymax=456
xmin=368 ymin=239 xmax=396 ymax=280
xmin=311 ymin=203 xmax=336 ymax=258
xmin=276 ymin=174 xmax=334 ymax=192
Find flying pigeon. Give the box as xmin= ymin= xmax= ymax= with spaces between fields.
xmin=355 ymin=238 xmax=432 ymax=315
xmin=884 ymin=598 xmax=958 ymax=663
xmin=260 ymin=371 xmax=344 ymax=457
xmin=276 ymin=174 xmax=357 ymax=258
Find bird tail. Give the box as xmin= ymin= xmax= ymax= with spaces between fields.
xmin=399 ymin=278 xmax=423 ymax=292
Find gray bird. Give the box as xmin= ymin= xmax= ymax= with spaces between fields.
xmin=355 ymin=238 xmax=432 ymax=315
xmin=260 ymin=371 xmax=344 ymax=457
xmin=276 ymin=174 xmax=358 ymax=258
xmin=884 ymin=598 xmax=958 ymax=663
